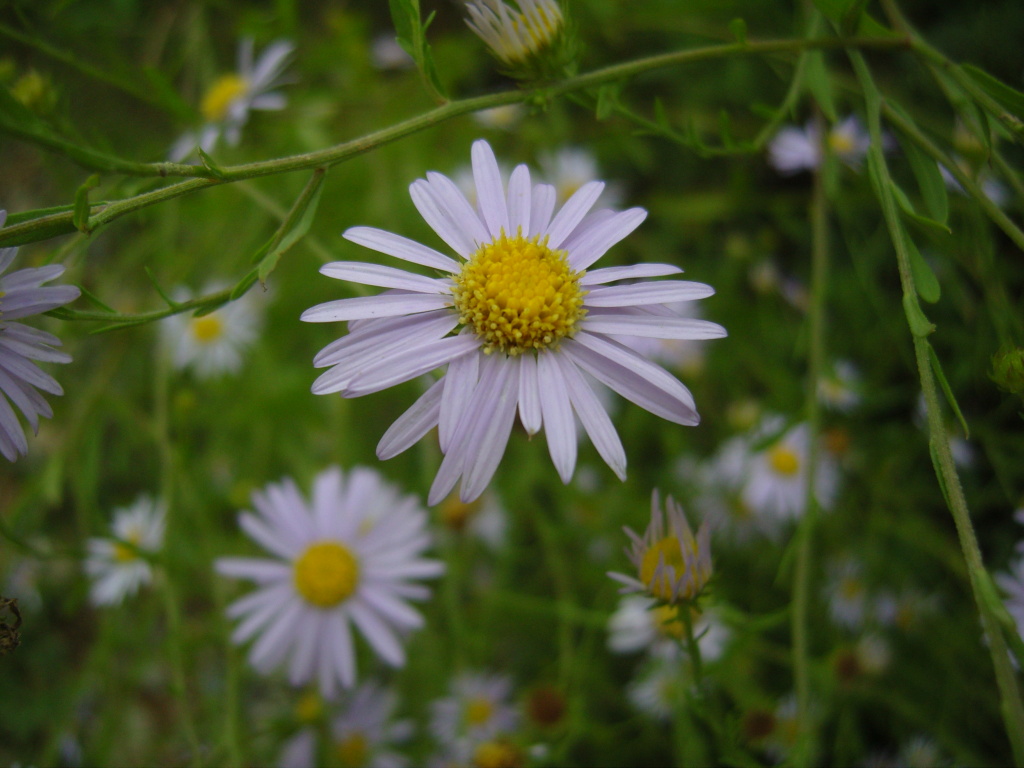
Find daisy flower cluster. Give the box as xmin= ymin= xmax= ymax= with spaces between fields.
xmin=216 ymin=466 xmax=444 ymax=699
xmin=84 ymin=496 xmax=166 ymax=607
xmin=302 ymin=138 xmax=726 ymax=505
xmin=0 ymin=210 xmax=80 ymax=461
xmin=170 ymin=38 xmax=294 ymax=162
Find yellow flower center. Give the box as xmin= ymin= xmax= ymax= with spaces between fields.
xmin=439 ymin=495 xmax=481 ymax=532
xmin=190 ymin=314 xmax=224 ymax=344
xmin=639 ymin=535 xmax=694 ymax=602
xmin=295 ymin=690 xmax=323 ymax=724
xmin=465 ymin=696 xmax=495 ymax=727
xmin=650 ymin=604 xmax=684 ymax=639
xmin=473 ymin=740 xmax=524 ymax=768
xmin=452 ymin=233 xmax=586 ymax=356
xmin=335 ymin=731 xmax=369 ymax=768
xmin=839 ymin=577 xmax=864 ymax=601
xmin=113 ymin=529 xmax=143 ymax=562
xmin=293 ymin=542 xmax=360 ymax=608
xmin=768 ymin=445 xmax=800 ymax=476
xmin=827 ymin=129 xmax=856 ymax=156
xmin=508 ymin=3 xmax=562 ymax=63
xmin=201 ymin=73 xmax=249 ymax=122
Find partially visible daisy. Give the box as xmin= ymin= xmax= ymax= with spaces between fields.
xmin=540 ymin=147 xmax=623 ymax=207
xmin=216 ymin=466 xmax=444 ymax=698
xmin=437 ymin=491 xmax=509 ymax=550
xmin=627 ymin=656 xmax=680 ymax=721
xmin=464 ymin=0 xmax=564 ymax=68
xmin=279 ymin=682 xmax=413 ymax=768
xmin=302 ymin=139 xmax=726 ymax=504
xmin=429 ymin=672 xmax=519 ymax=756
xmin=607 ymin=595 xmax=728 ymax=662
xmin=899 ymin=735 xmax=944 ymax=768
xmin=817 ymin=359 xmax=862 ymax=412
xmin=161 ymin=284 xmax=262 ymax=378
xmin=873 ymin=587 xmax=938 ymax=632
xmin=939 ymin=157 xmax=1009 ymax=207
xmin=825 ymin=557 xmax=869 ymax=631
xmin=84 ymin=496 xmax=166 ymax=607
xmin=170 ymin=38 xmax=294 ymax=161
xmin=608 ymin=490 xmax=712 ymax=605
xmin=996 ymin=554 xmax=1024 ymax=641
xmin=371 ymin=34 xmax=415 ymax=71
xmin=0 ymin=209 xmax=80 ymax=461
xmin=768 ymin=115 xmax=870 ymax=175
xmin=739 ymin=417 xmax=839 ymax=520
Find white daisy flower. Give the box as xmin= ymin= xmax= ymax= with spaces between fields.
xmin=740 ymin=417 xmax=839 ymax=521
xmin=464 ymin=0 xmax=564 ymax=67
xmin=607 ymin=595 xmax=728 ymax=662
xmin=84 ymin=496 xmax=166 ymax=607
xmin=170 ymin=38 xmax=294 ymax=162
xmin=437 ymin=490 xmax=508 ymax=551
xmin=768 ymin=115 xmax=870 ymax=175
xmin=0 ymin=210 xmax=80 ymax=461
xmin=939 ymin=157 xmax=1009 ymax=208
xmin=301 ymin=139 xmax=726 ymax=504
xmin=899 ymin=735 xmax=944 ymax=768
xmin=161 ymin=284 xmax=262 ymax=378
xmin=279 ymin=682 xmax=413 ymax=768
xmin=429 ymin=672 xmax=519 ymax=754
xmin=825 ymin=557 xmax=869 ymax=631
xmin=817 ymin=359 xmax=862 ymax=412
xmin=627 ymin=656 xmax=680 ymax=721
xmin=216 ymin=466 xmax=444 ymax=699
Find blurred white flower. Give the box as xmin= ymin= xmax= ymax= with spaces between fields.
xmin=0 ymin=210 xmax=80 ymax=461
xmin=768 ymin=115 xmax=870 ymax=175
xmin=371 ymin=34 xmax=415 ymax=71
xmin=938 ymin=157 xmax=1009 ymax=207
xmin=85 ymin=496 xmax=166 ymax=607
xmin=472 ymin=103 xmax=526 ymax=131
xmin=170 ymin=38 xmax=294 ymax=161
xmin=825 ymin=557 xmax=869 ymax=630
xmin=817 ymin=360 xmax=862 ymax=412
xmin=464 ymin=0 xmax=564 ymax=67
xmin=627 ymin=656 xmax=679 ymax=721
xmin=429 ymin=672 xmax=519 ymax=757
xmin=437 ymin=490 xmax=508 ymax=550
xmin=161 ymin=284 xmax=263 ymax=378
xmin=540 ymin=147 xmax=623 ymax=207
xmin=607 ymin=595 xmax=729 ymax=662
xmin=216 ymin=466 xmax=444 ymax=698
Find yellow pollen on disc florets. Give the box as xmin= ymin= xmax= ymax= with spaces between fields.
xmin=293 ymin=541 xmax=360 ymax=608
xmin=190 ymin=314 xmax=224 ymax=344
xmin=201 ymin=74 xmax=249 ymax=122
xmin=452 ymin=233 xmax=586 ymax=356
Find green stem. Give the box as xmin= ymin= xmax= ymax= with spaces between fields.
xmin=530 ymin=497 xmax=576 ymax=689
xmin=0 ymin=34 xmax=910 ymax=248
xmin=850 ymin=48 xmax=1024 ymax=766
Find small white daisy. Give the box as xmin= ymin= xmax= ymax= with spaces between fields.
xmin=436 ymin=490 xmax=508 ymax=551
xmin=817 ymin=359 xmax=862 ymax=412
xmin=899 ymin=735 xmax=944 ymax=768
xmin=464 ymin=0 xmax=564 ymax=67
xmin=161 ymin=284 xmax=262 ymax=378
xmin=939 ymin=157 xmax=1009 ymax=207
xmin=279 ymin=682 xmax=413 ymax=768
xmin=170 ymin=38 xmax=294 ymax=162
xmin=84 ymin=496 xmax=166 ymax=607
xmin=739 ymin=417 xmax=839 ymax=521
xmin=429 ymin=672 xmax=519 ymax=754
xmin=768 ymin=115 xmax=870 ymax=175
xmin=607 ymin=595 xmax=728 ymax=662
xmin=301 ymin=139 xmax=726 ymax=504
xmin=825 ymin=557 xmax=869 ymax=631
xmin=627 ymin=656 xmax=680 ymax=721
xmin=608 ymin=490 xmax=712 ymax=605
xmin=216 ymin=466 xmax=444 ymax=698
xmin=0 ymin=210 xmax=80 ymax=461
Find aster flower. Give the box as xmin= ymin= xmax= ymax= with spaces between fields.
xmin=170 ymin=38 xmax=294 ymax=162
xmin=817 ymin=359 xmax=862 ymax=412
xmin=608 ymin=490 xmax=712 ymax=605
xmin=84 ymin=496 xmax=166 ymax=607
xmin=768 ymin=115 xmax=870 ymax=175
xmin=0 ymin=210 xmax=80 ymax=461
xmin=627 ymin=656 xmax=680 ymax=721
xmin=825 ymin=557 xmax=869 ymax=630
xmin=279 ymin=682 xmax=413 ymax=768
xmin=464 ymin=0 xmax=564 ymax=68
xmin=161 ymin=285 xmax=262 ymax=378
xmin=607 ymin=595 xmax=729 ymax=661
xmin=301 ymin=139 xmax=725 ymax=504
xmin=429 ymin=672 xmax=519 ymax=755
xmin=216 ymin=466 xmax=444 ymax=698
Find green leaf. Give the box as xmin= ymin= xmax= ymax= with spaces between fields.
xmin=388 ymin=0 xmax=416 ymax=44
xmin=728 ymin=18 xmax=747 ymax=45
xmin=256 ymin=168 xmax=327 ymax=285
xmin=902 ymin=292 xmax=935 ymax=337
xmin=197 ymin=148 xmax=228 ymax=180
xmin=890 ymin=180 xmax=951 ymax=235
xmin=928 ymin=344 xmax=969 ymax=438
xmin=962 ymin=64 xmax=1024 ymax=124
xmin=856 ymin=12 xmax=899 ymax=38
xmin=978 ymin=569 xmax=1024 ymax=670
xmin=812 ymin=0 xmax=868 ymax=30
xmin=595 ymin=84 xmax=618 ymax=121
xmin=72 ymin=174 xmax=100 ymax=233
xmin=803 ymin=52 xmax=836 ymax=122
xmin=902 ymin=230 xmax=941 ymax=303
xmin=899 ymin=129 xmax=949 ymax=225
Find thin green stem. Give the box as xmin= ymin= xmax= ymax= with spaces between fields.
xmin=0 ymin=34 xmax=909 ymax=248
xmin=850 ymin=48 xmax=1024 ymax=766
xmin=530 ymin=494 xmax=576 ymax=689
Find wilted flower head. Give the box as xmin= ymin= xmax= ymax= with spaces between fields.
xmin=609 ymin=490 xmax=712 ymax=605
xmin=85 ymin=496 xmax=166 ymax=607
xmin=465 ymin=0 xmax=564 ymax=68
xmin=0 ymin=210 xmax=80 ymax=461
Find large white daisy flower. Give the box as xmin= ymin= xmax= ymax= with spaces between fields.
xmin=216 ymin=466 xmax=444 ymax=699
xmin=0 ymin=210 xmax=80 ymax=461
xmin=170 ymin=38 xmax=294 ymax=162
xmin=301 ymin=139 xmax=726 ymax=504
xmin=84 ymin=496 xmax=166 ymax=607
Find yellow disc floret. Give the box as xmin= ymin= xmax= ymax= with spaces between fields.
xmin=335 ymin=732 xmax=369 ymax=768
xmin=640 ymin=536 xmax=691 ymax=602
xmin=768 ymin=445 xmax=800 ymax=477
xmin=190 ymin=314 xmax=224 ymax=344
xmin=452 ymin=233 xmax=586 ymax=356
xmin=201 ymin=74 xmax=249 ymax=122
xmin=293 ymin=541 xmax=360 ymax=608
xmin=465 ymin=696 xmax=495 ymax=727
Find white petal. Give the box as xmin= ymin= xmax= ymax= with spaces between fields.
xmin=301 ymin=293 xmax=450 ymax=323
xmin=517 ymin=352 xmax=541 ymax=435
xmin=529 ymin=183 xmax=556 ymax=237
xmin=582 ymin=315 xmax=727 ymax=339
xmin=579 ymin=264 xmax=682 ymax=286
xmin=349 ymin=601 xmax=405 ymax=667
xmin=507 ymin=164 xmax=532 ymax=236
xmin=313 ymin=310 xmax=456 ymax=368
xmin=343 ymin=226 xmax=459 ymax=272
xmin=320 ymin=262 xmax=449 ymax=293
xmin=439 ymin=345 xmax=479 ymax=452
xmin=377 ymin=376 xmax=445 ymax=460
xmin=545 ymin=181 xmax=604 ymax=248
xmin=326 ymin=610 xmax=356 ymax=690
xmin=564 ymin=207 xmax=647 ymax=271
xmin=424 ymin=172 xmax=490 ymax=247
xmin=344 ymin=335 xmax=479 ymax=397
xmin=584 ymin=280 xmax=715 ymax=307
xmin=472 ymin=139 xmax=510 ymax=239
xmin=410 ymin=180 xmax=477 ymax=258
xmin=459 ymin=356 xmax=520 ymax=503
xmin=360 ymin=585 xmax=425 ymax=630
xmin=537 ymin=352 xmax=576 ymax=484
xmin=556 ymin=355 xmax=627 ymax=480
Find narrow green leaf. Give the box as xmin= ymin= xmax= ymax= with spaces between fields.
xmin=77 ymin=285 xmax=116 ymax=313
xmin=903 ymin=230 xmax=941 ymax=303
xmin=197 ymin=148 xmax=228 ymax=180
xmin=891 ymin=180 xmax=951 ymax=235
xmin=388 ymin=0 xmax=416 ymax=43
xmin=257 ymin=168 xmax=327 ymax=285
xmin=72 ymin=174 xmax=100 ymax=233
xmin=803 ymin=52 xmax=836 ymax=122
xmin=231 ymin=269 xmax=259 ymax=301
xmin=728 ymin=18 xmax=747 ymax=45
xmin=928 ymin=344 xmax=969 ymax=438
xmin=144 ymin=267 xmax=179 ymax=308
xmin=595 ymin=85 xmax=618 ymax=121
xmin=856 ymin=12 xmax=899 ymax=38
xmin=962 ymin=64 xmax=1024 ymax=124
xmin=979 ymin=569 xmax=1024 ymax=669
xmin=900 ymin=129 xmax=949 ymax=225
xmin=902 ymin=292 xmax=935 ymax=337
